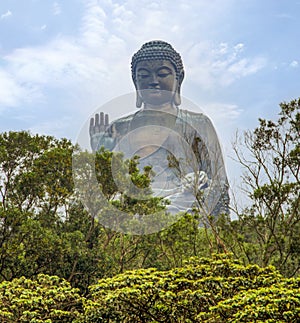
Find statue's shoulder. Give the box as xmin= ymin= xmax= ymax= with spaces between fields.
xmin=110 ymin=112 xmax=136 ymax=135
xmin=177 ymin=108 xmax=218 ymax=139
xmin=178 ymin=108 xmax=211 ymax=125
xmin=111 ymin=113 xmax=134 ymax=124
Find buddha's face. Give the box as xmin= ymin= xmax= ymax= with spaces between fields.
xmin=135 ymin=60 xmax=178 ymax=106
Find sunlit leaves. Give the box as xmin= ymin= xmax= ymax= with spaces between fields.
xmin=0 ymin=274 xmax=83 ymax=323
xmin=79 ymin=254 xmax=300 ymax=322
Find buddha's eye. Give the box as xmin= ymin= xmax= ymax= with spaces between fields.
xmin=138 ymin=74 xmax=149 ymax=79
xmin=157 ymin=68 xmax=172 ymax=78
xmin=137 ymin=69 xmax=150 ymax=79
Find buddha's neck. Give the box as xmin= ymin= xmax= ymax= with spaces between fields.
xmin=143 ymin=102 xmax=177 ymax=115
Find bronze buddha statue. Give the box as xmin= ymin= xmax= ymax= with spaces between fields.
xmin=89 ymin=40 xmax=229 ymax=216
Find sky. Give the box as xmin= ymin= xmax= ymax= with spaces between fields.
xmin=0 ymin=0 xmax=300 ymax=207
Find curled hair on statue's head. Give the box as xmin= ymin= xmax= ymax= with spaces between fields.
xmin=131 ymin=40 xmax=185 ymax=108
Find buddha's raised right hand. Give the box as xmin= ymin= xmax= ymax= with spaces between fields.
xmin=89 ymin=112 xmax=110 ymax=151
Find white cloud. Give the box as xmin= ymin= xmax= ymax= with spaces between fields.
xmin=29 ymin=116 xmax=73 ymax=137
xmin=234 ymin=43 xmax=244 ymax=52
xmin=53 ymin=2 xmax=62 ymax=15
xmin=186 ymin=41 xmax=266 ymax=89
xmin=203 ymin=102 xmax=242 ymax=122
xmin=0 ymin=69 xmax=24 ymax=108
xmin=80 ymin=1 xmax=108 ymax=49
xmin=0 ymin=69 xmax=41 ymax=110
xmin=225 ymin=57 xmax=266 ymax=82
xmin=1 ymin=10 xmax=12 ymax=20
xmin=0 ymin=1 xmax=131 ymax=114
xmin=41 ymin=24 xmax=47 ymax=30
xmin=290 ymin=60 xmax=299 ymax=68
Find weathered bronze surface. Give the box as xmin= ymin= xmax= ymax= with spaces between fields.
xmin=89 ymin=40 xmax=229 ymax=216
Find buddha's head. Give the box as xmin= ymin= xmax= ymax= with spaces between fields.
xmin=131 ymin=40 xmax=185 ymax=108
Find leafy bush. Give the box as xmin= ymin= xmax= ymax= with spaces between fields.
xmin=79 ymin=254 xmax=300 ymax=322
xmin=0 ymin=274 xmax=83 ymax=322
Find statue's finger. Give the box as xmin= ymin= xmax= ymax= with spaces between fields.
xmin=105 ymin=113 xmax=109 ymax=127
xmin=89 ymin=117 xmax=95 ymax=135
xmin=100 ymin=112 xmax=104 ymax=125
xmin=95 ymin=113 xmax=100 ymax=126
xmin=99 ymin=112 xmax=105 ymax=131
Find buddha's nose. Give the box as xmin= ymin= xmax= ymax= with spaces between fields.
xmin=149 ymin=74 xmax=159 ymax=86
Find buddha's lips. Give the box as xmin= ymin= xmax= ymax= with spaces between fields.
xmin=148 ymin=89 xmax=162 ymax=94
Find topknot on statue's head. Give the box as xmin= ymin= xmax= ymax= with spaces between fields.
xmin=131 ymin=40 xmax=184 ymax=84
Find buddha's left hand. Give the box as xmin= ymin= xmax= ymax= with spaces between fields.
xmin=181 ymin=171 xmax=209 ymax=193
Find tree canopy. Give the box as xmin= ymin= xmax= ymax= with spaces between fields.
xmin=79 ymin=254 xmax=300 ymax=322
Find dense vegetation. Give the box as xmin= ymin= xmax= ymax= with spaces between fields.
xmin=0 ymin=98 xmax=299 ymax=321
xmin=80 ymin=254 xmax=300 ymax=322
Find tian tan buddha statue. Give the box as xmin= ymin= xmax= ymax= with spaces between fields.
xmin=89 ymin=40 xmax=229 ymax=216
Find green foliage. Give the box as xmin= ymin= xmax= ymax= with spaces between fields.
xmin=206 ymin=279 xmax=300 ymax=322
xmin=79 ymin=254 xmax=300 ymax=322
xmin=0 ymin=131 xmax=76 ymax=281
xmin=0 ymin=131 xmax=74 ymax=211
xmin=1 ymin=256 xmax=299 ymax=323
xmin=0 ymin=131 xmax=213 ymax=292
xmin=228 ymin=98 xmax=300 ymax=276
xmin=0 ymin=274 xmax=83 ymax=322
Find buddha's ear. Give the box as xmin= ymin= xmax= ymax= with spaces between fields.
xmin=136 ymin=91 xmax=143 ymax=108
xmin=134 ymin=81 xmax=143 ymax=108
xmin=174 ymin=71 xmax=184 ymax=106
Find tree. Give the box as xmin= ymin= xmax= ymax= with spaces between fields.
xmin=0 ymin=131 xmax=75 ymax=281
xmin=78 ymin=254 xmax=300 ymax=322
xmin=206 ymin=278 xmax=300 ymax=322
xmin=0 ymin=274 xmax=83 ymax=322
xmin=0 ymin=131 xmax=74 ymax=213
xmin=0 ymin=132 xmax=110 ymax=291
xmin=222 ymin=98 xmax=300 ymax=276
